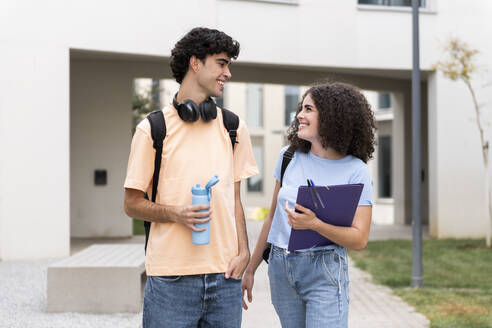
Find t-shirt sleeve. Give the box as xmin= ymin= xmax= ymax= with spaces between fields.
xmin=124 ymin=119 xmax=155 ymax=193
xmin=350 ymin=164 xmax=373 ymax=206
xmin=233 ymin=119 xmax=259 ymax=182
xmin=273 ymin=146 xmax=290 ymax=183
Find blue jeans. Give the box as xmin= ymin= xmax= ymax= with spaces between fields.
xmin=268 ymin=245 xmax=349 ymax=328
xmin=143 ymin=273 xmax=242 ymax=328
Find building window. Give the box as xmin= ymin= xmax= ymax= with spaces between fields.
xmin=246 ymin=84 xmax=263 ymax=129
xmin=132 ymin=78 xmax=163 ymax=133
xmin=285 ymin=86 xmax=300 ymax=126
xmin=248 ymin=137 xmax=263 ymax=192
xmin=378 ymin=93 xmax=391 ymax=109
xmin=358 ymin=0 xmax=426 ymax=7
xmin=226 ymin=0 xmax=298 ymax=5
xmin=378 ymin=135 xmax=392 ymax=198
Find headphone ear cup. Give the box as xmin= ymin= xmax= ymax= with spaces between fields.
xmin=178 ymin=100 xmax=200 ymax=122
xmin=199 ymin=98 xmax=218 ymax=122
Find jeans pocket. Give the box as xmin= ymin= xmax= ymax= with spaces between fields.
xmin=321 ymin=252 xmax=339 ymax=287
xmin=146 ymin=276 xmax=184 ymax=306
xmin=153 ymin=275 xmax=182 ymax=282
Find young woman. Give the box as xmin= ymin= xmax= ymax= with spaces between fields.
xmin=242 ymin=82 xmax=376 ymax=328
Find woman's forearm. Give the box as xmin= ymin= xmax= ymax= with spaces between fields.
xmin=246 ymin=215 xmax=274 ymax=274
xmin=312 ymin=206 xmax=372 ymax=251
xmin=312 ymin=221 xmax=367 ymax=250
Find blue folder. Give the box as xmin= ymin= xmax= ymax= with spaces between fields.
xmin=287 ymin=183 xmax=363 ymax=251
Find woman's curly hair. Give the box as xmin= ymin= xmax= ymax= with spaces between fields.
xmin=170 ymin=27 xmax=240 ymax=84
xmin=287 ymin=82 xmax=376 ymax=163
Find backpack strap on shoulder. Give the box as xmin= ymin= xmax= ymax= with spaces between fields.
xmin=280 ymin=145 xmax=295 ymax=187
xmin=144 ymin=109 xmax=166 ymax=253
xmin=220 ymin=107 xmax=239 ymax=151
xmin=147 ymin=110 xmax=166 ymax=202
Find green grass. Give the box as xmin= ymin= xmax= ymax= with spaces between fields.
xmin=133 ymin=219 xmax=145 ymax=235
xmin=349 ymin=239 xmax=492 ymax=328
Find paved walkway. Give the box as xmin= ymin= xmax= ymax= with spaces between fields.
xmin=348 ymin=261 xmax=428 ymax=328
xmin=241 ymin=221 xmax=429 ymax=328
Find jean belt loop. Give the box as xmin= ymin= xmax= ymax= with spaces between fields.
xmin=334 ymin=245 xmax=347 ymax=264
xmin=338 ymin=252 xmax=342 ymax=296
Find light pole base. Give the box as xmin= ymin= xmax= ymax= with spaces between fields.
xmin=410 ymin=277 xmax=424 ymax=288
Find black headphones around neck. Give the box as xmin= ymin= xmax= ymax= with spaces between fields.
xmin=173 ymin=93 xmax=217 ymax=123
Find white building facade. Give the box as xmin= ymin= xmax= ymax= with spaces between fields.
xmin=1 ymin=0 xmax=491 ymax=259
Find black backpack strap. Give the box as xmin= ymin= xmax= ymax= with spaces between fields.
xmin=220 ymin=107 xmax=239 ymax=151
xmin=144 ymin=110 xmax=166 ymax=253
xmin=263 ymin=145 xmax=296 ymax=264
xmin=280 ymin=145 xmax=295 ymax=187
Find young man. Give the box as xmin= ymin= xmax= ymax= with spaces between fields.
xmin=124 ymin=27 xmax=258 ymax=327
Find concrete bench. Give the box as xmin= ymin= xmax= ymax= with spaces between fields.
xmin=47 ymin=244 xmax=145 ymax=313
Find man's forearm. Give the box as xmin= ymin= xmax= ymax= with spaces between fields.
xmin=124 ymin=189 xmax=177 ymax=224
xmin=234 ymin=201 xmax=250 ymax=256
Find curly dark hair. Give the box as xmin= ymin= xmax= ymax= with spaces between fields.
xmin=170 ymin=27 xmax=240 ymax=84
xmin=287 ymin=82 xmax=376 ymax=163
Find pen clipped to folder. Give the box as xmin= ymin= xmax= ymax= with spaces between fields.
xmin=306 ymin=179 xmax=325 ymax=209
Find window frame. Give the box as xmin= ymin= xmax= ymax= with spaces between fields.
xmin=357 ymin=0 xmax=436 ymax=13
xmin=221 ymin=0 xmax=298 ymax=5
xmin=378 ymin=92 xmax=392 ymax=110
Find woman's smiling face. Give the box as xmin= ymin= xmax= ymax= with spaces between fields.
xmin=296 ymin=93 xmax=320 ymax=143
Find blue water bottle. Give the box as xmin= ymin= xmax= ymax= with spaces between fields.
xmin=191 ymin=175 xmax=219 ymax=245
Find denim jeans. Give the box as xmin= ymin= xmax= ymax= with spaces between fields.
xmin=142 ymin=273 xmax=242 ymax=328
xmin=268 ymin=245 xmax=349 ymax=328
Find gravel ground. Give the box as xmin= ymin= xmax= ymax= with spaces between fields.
xmin=0 ymin=259 xmax=141 ymax=328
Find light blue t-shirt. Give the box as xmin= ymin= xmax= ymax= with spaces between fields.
xmin=267 ymin=146 xmax=373 ymax=249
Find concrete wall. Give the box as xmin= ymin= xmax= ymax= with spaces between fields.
xmin=70 ymin=60 xmax=133 ymax=238
xmin=0 ymin=45 xmax=70 ymax=260
xmin=427 ymin=0 xmax=492 ymax=238
xmin=1 ymin=0 xmax=442 ymax=71
xmin=429 ymin=73 xmax=490 ymax=238
xmin=393 ymin=92 xmax=408 ymax=225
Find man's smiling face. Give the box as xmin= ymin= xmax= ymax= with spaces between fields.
xmin=196 ymin=52 xmax=232 ymax=98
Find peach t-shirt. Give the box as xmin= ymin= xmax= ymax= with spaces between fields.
xmin=124 ymin=104 xmax=258 ymax=276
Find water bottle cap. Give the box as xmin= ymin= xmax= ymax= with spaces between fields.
xmin=205 ymin=175 xmax=219 ymax=190
xmin=191 ymin=175 xmax=219 ymax=195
